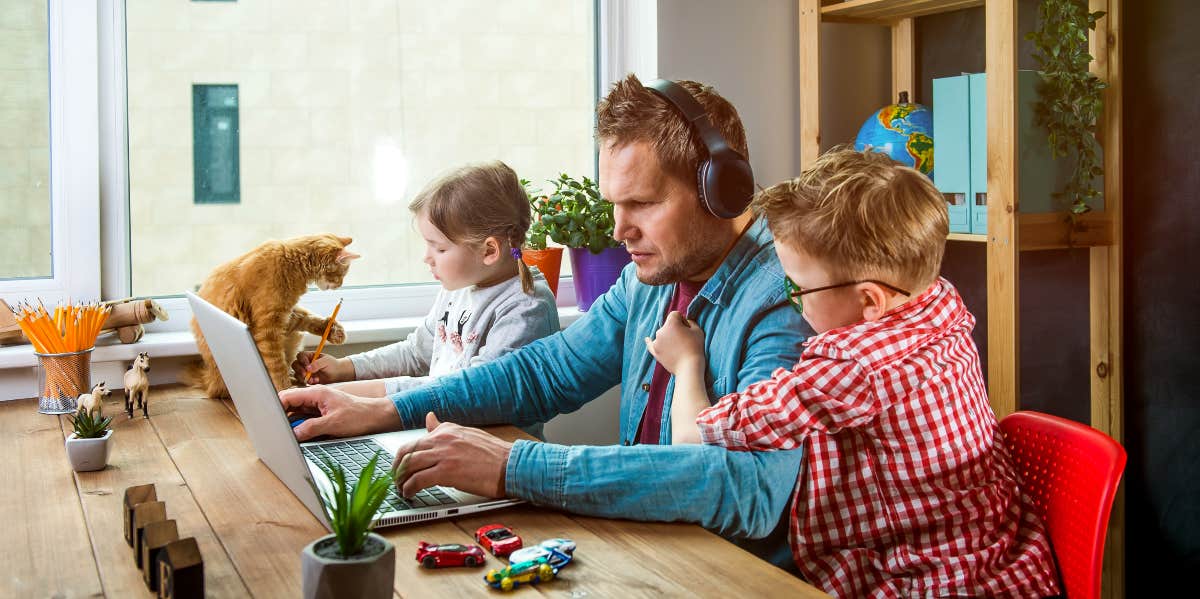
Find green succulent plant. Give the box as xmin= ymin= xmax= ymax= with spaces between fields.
xmin=525 ymin=173 xmax=620 ymax=254
xmin=313 ymin=452 xmax=395 ymax=558
xmin=1026 ymin=0 xmax=1107 ymax=216
xmin=68 ymin=408 xmax=112 ymax=439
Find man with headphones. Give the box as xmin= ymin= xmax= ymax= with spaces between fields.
xmin=281 ymin=75 xmax=812 ymax=570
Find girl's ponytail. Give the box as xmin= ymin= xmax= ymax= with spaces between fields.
xmin=512 ymin=246 xmax=535 ymax=295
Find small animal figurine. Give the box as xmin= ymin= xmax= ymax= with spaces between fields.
xmin=77 ymin=382 xmax=111 ymax=419
xmin=125 ymin=352 xmax=151 ymax=418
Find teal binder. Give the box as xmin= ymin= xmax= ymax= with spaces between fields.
xmin=968 ymin=73 xmax=988 ymax=234
xmin=932 ymin=76 xmax=971 ymax=233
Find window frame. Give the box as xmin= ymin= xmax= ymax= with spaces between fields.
xmin=0 ymin=0 xmax=101 ymax=307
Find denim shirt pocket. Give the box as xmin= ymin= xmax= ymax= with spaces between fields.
xmin=709 ymin=375 xmax=730 ymax=403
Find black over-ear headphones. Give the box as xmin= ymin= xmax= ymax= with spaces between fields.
xmin=644 ymin=79 xmax=755 ymax=218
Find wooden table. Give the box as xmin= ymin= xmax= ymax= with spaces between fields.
xmin=1 ymin=384 xmax=827 ymax=598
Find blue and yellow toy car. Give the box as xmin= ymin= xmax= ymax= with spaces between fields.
xmin=483 ymin=548 xmax=572 ymax=591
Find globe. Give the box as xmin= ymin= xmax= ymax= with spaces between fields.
xmin=853 ymin=93 xmax=934 ymax=177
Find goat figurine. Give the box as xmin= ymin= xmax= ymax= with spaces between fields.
xmin=124 ymin=352 xmax=151 ymax=418
xmin=77 ymin=382 xmax=111 ymax=419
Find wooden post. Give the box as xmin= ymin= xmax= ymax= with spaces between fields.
xmin=891 ymin=17 xmax=916 ymax=102
xmin=1089 ymin=0 xmax=1124 ymax=596
xmin=986 ymin=0 xmax=1021 ymax=417
xmin=799 ymin=0 xmax=822 ymax=166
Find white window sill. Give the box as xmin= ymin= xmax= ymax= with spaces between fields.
xmin=0 ymin=306 xmax=585 ymax=399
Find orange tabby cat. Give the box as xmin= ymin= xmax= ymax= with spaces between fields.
xmin=186 ymin=233 xmax=360 ymax=398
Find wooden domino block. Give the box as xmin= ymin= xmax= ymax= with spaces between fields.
xmin=156 ymin=537 xmax=203 ymax=599
xmin=123 ymin=484 xmax=157 ymax=546
xmin=141 ymin=519 xmax=179 ymax=592
xmin=133 ymin=500 xmax=167 ymax=569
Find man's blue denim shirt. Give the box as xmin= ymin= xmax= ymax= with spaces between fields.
xmin=389 ymin=218 xmax=813 ymax=562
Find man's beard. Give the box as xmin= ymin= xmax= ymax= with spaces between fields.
xmin=634 ymin=232 xmax=728 ymax=286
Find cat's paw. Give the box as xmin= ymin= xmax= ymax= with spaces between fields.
xmin=327 ymin=321 xmax=346 ymax=344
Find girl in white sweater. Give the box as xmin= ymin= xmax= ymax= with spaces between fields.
xmin=294 ymin=161 xmax=559 ymax=405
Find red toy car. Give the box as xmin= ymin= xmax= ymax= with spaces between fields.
xmin=415 ymin=541 xmax=486 ymax=568
xmin=474 ymin=524 xmax=523 ymax=557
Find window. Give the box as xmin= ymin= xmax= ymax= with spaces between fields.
xmin=0 ymin=1 xmax=99 ymax=307
xmin=0 ymin=1 xmax=51 ymax=280
xmin=192 ymin=85 xmax=240 ymax=205
xmin=122 ymin=0 xmax=598 ymax=304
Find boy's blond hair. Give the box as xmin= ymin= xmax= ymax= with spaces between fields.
xmin=754 ymin=148 xmax=948 ymax=290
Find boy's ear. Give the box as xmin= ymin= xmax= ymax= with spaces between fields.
xmin=859 ymin=283 xmax=890 ymax=322
xmin=480 ymin=236 xmax=502 ymax=265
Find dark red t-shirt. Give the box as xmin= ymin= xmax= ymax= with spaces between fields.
xmin=637 ymin=279 xmax=706 ymax=445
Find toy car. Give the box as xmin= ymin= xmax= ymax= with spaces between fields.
xmin=415 ymin=541 xmax=486 ymax=568
xmin=475 ymin=524 xmax=522 ymax=557
xmin=508 ymin=538 xmax=576 ymax=568
xmin=483 ymin=550 xmax=571 ymax=592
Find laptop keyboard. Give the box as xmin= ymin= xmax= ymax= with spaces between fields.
xmin=301 ymin=438 xmax=459 ymax=513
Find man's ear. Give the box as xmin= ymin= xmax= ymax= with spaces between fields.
xmin=480 ymin=236 xmax=502 ymax=266
xmin=859 ymin=283 xmax=890 ymax=322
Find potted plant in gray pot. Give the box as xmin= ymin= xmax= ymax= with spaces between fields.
xmin=540 ymin=173 xmax=630 ymax=311
xmin=65 ymin=407 xmax=113 ymax=472
xmin=301 ymin=453 xmax=396 ymax=599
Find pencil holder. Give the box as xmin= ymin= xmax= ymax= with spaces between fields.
xmin=35 ymin=348 xmax=93 ymax=414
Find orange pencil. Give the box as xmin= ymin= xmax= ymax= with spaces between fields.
xmin=304 ymin=299 xmax=343 ymax=383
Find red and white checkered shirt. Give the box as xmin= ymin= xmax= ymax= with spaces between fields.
xmin=697 ymin=278 xmax=1060 ymax=598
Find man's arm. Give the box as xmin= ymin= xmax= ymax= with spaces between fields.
xmin=507 ymin=440 xmax=802 ymax=540
xmin=388 ymin=267 xmax=633 ymax=429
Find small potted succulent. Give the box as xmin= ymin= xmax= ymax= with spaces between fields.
xmin=301 ymin=453 xmax=396 ymax=599
xmin=521 ymin=178 xmax=564 ymax=297
xmin=65 ymin=407 xmax=113 ymax=472
xmin=535 ymin=173 xmax=630 ymax=311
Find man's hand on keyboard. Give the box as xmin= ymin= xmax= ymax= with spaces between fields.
xmin=391 ymin=412 xmax=511 ymax=499
xmin=279 ymin=385 xmax=402 ymax=441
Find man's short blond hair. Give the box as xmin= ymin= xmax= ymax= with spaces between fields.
xmin=754 ymin=148 xmax=948 ymax=290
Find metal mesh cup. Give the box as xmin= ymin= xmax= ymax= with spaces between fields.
xmin=35 ymin=349 xmax=93 ymax=415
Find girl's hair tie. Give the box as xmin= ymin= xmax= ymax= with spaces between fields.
xmin=510 ymin=247 xmax=523 ymax=260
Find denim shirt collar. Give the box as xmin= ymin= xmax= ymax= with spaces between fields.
xmin=697 ymin=217 xmax=772 ymax=308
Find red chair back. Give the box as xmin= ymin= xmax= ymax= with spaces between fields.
xmin=999 ymin=411 xmax=1126 ymax=599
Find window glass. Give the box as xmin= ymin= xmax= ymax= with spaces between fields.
xmin=126 ymin=0 xmax=595 ymax=297
xmin=0 ymin=1 xmax=51 ymax=280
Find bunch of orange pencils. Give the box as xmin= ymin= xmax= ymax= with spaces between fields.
xmin=13 ymin=301 xmax=111 ymax=406
xmin=11 ymin=301 xmax=110 ymax=354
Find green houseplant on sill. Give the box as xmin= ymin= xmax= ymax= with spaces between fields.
xmin=301 ymin=453 xmax=396 ymax=599
xmin=536 ymin=173 xmax=631 ymax=311
xmin=66 ymin=406 xmax=113 ymax=472
xmin=521 ymin=178 xmax=564 ymax=297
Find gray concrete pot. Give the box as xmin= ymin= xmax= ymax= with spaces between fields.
xmin=65 ymin=430 xmax=112 ymax=472
xmin=301 ymin=532 xmax=394 ymax=599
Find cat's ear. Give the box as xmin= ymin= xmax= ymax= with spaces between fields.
xmin=336 ymin=249 xmax=361 ymax=264
xmin=337 ymin=236 xmax=353 ymax=246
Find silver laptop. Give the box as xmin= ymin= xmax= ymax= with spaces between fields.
xmin=186 ymin=291 xmax=521 ymax=529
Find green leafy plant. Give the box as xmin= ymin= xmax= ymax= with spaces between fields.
xmin=526 ymin=173 xmax=620 ymax=254
xmin=1026 ymin=0 xmax=1107 ymax=216
xmin=313 ymin=453 xmax=395 ymax=558
xmin=68 ymin=408 xmax=112 ymax=439
xmin=521 ymin=178 xmax=554 ymax=250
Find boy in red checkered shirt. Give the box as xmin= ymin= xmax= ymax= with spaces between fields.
xmin=646 ymin=148 xmax=1060 ymax=598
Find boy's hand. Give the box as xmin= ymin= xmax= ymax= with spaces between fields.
xmin=292 ymin=353 xmax=354 ymax=385
xmin=645 ymin=311 xmax=706 ymax=374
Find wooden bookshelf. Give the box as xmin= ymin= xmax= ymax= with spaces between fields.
xmin=799 ymin=1 xmax=1123 ymax=595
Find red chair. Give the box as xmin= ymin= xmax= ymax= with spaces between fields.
xmin=999 ymin=411 xmax=1126 ymax=599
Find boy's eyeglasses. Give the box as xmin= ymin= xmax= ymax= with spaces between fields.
xmin=785 ymin=277 xmax=911 ymax=314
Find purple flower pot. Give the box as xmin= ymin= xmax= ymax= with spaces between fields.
xmin=569 ymin=246 xmax=631 ymax=311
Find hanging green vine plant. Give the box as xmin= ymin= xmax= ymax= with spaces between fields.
xmin=1026 ymin=0 xmax=1107 ymax=216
